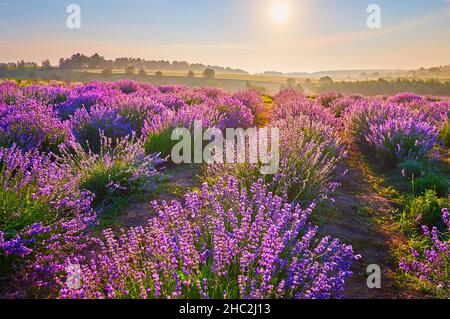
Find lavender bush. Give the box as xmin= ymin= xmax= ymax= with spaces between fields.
xmin=233 ymin=90 xmax=267 ymax=126
xmin=22 ymin=83 xmax=71 ymax=106
xmin=366 ymin=115 xmax=438 ymax=166
xmin=270 ymin=89 xmax=338 ymax=127
xmin=111 ymin=94 xmax=169 ymax=137
xmin=400 ymin=208 xmax=450 ymax=298
xmin=60 ymin=177 xmax=359 ymax=299
xmin=0 ymin=100 xmax=73 ymax=153
xmin=270 ymin=116 xmax=344 ymax=203
xmin=388 ymin=92 xmax=425 ymax=107
xmin=316 ymin=92 xmax=343 ymax=108
xmin=345 ymin=101 xmax=439 ymax=166
xmin=70 ymin=105 xmax=132 ymax=153
xmin=328 ymin=95 xmax=364 ymax=118
xmin=0 ymin=80 xmax=22 ymax=105
xmin=206 ymin=115 xmax=344 ymax=205
xmin=58 ymin=133 xmax=164 ymax=207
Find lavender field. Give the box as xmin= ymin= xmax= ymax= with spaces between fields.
xmin=0 ymin=79 xmax=448 ymax=299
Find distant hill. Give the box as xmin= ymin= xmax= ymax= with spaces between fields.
xmin=260 ymin=65 xmax=450 ymax=80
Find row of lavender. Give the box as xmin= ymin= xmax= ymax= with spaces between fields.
xmin=320 ymin=91 xmax=449 ymax=296
xmin=0 ymin=80 xmax=358 ymax=298
xmin=277 ymin=90 xmax=450 ymax=296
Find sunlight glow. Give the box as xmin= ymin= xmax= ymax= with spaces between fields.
xmin=269 ymin=1 xmax=290 ymax=24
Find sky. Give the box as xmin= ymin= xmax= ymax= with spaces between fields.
xmin=0 ymin=0 xmax=449 ymax=73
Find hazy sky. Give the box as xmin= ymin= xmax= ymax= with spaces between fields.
xmin=0 ymin=0 xmax=449 ymax=73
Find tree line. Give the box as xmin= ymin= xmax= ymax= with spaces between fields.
xmin=0 ymin=53 xmax=248 ymax=75
xmin=58 ymin=53 xmax=247 ymax=74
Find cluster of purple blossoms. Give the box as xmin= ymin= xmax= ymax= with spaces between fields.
xmin=270 ymin=115 xmax=345 ymax=204
xmin=232 ymin=90 xmax=267 ymax=126
xmin=0 ymin=80 xmax=23 ymax=104
xmin=270 ymin=89 xmax=339 ymax=127
xmin=328 ymin=95 xmax=364 ymax=118
xmin=111 ymin=94 xmax=169 ymax=136
xmin=70 ymin=105 xmax=133 ymax=152
xmin=60 ymin=177 xmax=359 ymax=299
xmin=419 ymin=100 xmax=450 ymax=133
xmin=344 ymin=100 xmax=440 ymax=165
xmin=0 ymin=99 xmax=74 ymax=153
xmin=366 ymin=114 xmax=439 ymax=165
xmin=207 ymin=96 xmax=255 ymax=130
xmin=388 ymin=92 xmax=425 ymax=106
xmin=21 ymin=82 xmax=72 ymax=106
xmin=150 ymin=97 xmax=254 ymax=134
xmin=400 ymin=208 xmax=450 ymax=297
xmin=57 ymin=88 xmax=114 ymax=120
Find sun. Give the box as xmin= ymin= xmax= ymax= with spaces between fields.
xmin=269 ymin=1 xmax=290 ymax=24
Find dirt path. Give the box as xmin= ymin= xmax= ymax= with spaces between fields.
xmin=117 ymin=164 xmax=202 ymax=228
xmin=317 ymin=149 xmax=427 ymax=299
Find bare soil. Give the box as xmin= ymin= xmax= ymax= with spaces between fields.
xmin=317 ymin=149 xmax=428 ymax=299
xmin=117 ymin=164 xmax=201 ymax=228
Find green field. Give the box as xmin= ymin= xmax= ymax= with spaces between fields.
xmin=1 ymin=67 xmax=450 ymax=96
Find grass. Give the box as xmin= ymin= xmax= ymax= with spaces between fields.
xmin=0 ymin=187 xmax=52 ymax=236
xmin=355 ymin=145 xmax=449 ymax=297
xmin=94 ymin=174 xmax=171 ymax=231
xmin=80 ymin=160 xmax=134 ymax=206
xmin=145 ymin=128 xmax=178 ymax=159
xmin=93 ymin=167 xmax=192 ymax=231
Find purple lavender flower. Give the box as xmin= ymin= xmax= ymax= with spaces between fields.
xmin=345 ymin=99 xmax=440 ymax=166
xmin=0 ymin=100 xmax=74 ymax=153
xmin=400 ymin=208 xmax=450 ymax=297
